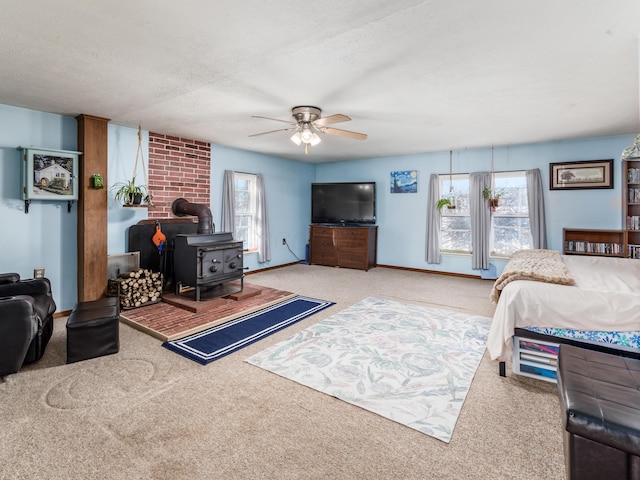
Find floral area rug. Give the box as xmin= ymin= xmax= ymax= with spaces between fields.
xmin=245 ymin=297 xmax=491 ymax=443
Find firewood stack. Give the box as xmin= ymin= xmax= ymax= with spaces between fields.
xmin=107 ymin=268 xmax=163 ymax=309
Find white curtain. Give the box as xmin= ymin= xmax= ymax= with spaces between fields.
xmin=221 ymin=170 xmax=235 ymax=236
xmin=256 ymin=173 xmax=271 ymax=263
xmin=426 ymin=173 xmax=441 ymax=263
xmin=526 ymin=168 xmax=547 ymax=249
xmin=470 ymin=172 xmax=492 ymax=270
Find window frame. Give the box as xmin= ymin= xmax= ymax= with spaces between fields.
xmin=489 ymin=170 xmax=531 ymax=257
xmin=438 ymin=170 xmax=532 ymax=257
xmin=233 ymin=172 xmax=258 ymax=253
xmin=439 ymin=173 xmax=472 ymax=254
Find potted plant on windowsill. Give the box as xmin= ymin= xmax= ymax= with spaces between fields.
xmin=111 ymin=177 xmax=148 ymax=207
xmin=483 ymin=187 xmax=502 ymax=211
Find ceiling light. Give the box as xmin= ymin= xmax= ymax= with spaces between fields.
xmin=300 ymin=125 xmax=314 ymax=144
xmin=310 ymin=132 xmax=322 ymax=146
xmin=290 ymin=131 xmax=302 ymax=146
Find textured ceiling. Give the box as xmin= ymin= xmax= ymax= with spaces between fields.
xmin=1 ymin=1 xmax=639 ymax=163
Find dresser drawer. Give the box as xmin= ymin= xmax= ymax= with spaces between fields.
xmin=337 ymin=239 xmax=366 ymax=252
xmin=311 ymin=226 xmax=336 ymax=237
xmin=336 ymin=228 xmax=368 ymax=240
xmin=310 ymin=250 xmax=337 ymax=266
xmin=311 ymin=236 xmax=335 ymax=249
xmin=338 ymin=252 xmax=366 ymax=269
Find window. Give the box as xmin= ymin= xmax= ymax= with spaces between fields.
xmin=439 ymin=174 xmax=471 ymax=254
xmin=233 ymin=172 xmax=258 ymax=251
xmin=438 ymin=171 xmax=532 ymax=257
xmin=490 ymin=171 xmax=531 ymax=256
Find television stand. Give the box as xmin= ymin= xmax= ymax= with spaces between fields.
xmin=309 ymin=224 xmax=377 ymax=271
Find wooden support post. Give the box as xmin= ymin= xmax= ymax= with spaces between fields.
xmin=76 ymin=114 xmax=110 ymax=302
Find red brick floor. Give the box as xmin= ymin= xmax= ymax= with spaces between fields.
xmin=119 ymin=283 xmax=295 ymax=341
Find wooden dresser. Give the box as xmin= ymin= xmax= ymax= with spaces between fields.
xmin=309 ymin=225 xmax=377 ymax=271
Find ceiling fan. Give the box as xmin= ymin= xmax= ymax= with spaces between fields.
xmin=250 ymin=106 xmax=367 ymax=154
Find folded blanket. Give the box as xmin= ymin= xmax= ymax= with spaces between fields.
xmin=490 ymin=249 xmax=575 ymax=303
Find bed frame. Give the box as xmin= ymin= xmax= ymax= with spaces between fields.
xmin=499 ymin=327 xmax=640 ymax=383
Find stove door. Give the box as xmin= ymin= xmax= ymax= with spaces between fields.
xmin=200 ymin=249 xmax=225 ymax=280
xmin=223 ymin=246 xmax=243 ymax=274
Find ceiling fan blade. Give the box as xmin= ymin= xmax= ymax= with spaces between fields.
xmin=313 ymin=114 xmax=351 ymax=126
xmin=320 ymin=126 xmax=368 ymax=141
xmin=249 ymin=127 xmax=297 ymax=137
xmin=251 ymin=115 xmax=296 ymax=125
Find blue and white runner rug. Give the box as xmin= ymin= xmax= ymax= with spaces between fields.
xmin=162 ymin=296 xmax=334 ymax=365
xmin=245 ymin=297 xmax=491 ymax=443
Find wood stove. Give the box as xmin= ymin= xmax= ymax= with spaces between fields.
xmin=173 ymin=232 xmax=244 ymax=301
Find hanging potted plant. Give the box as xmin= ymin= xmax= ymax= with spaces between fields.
xmin=437 ymin=150 xmax=457 ymax=211
xmin=436 ymin=197 xmax=456 ymax=211
xmin=110 ymin=126 xmax=153 ymax=207
xmin=111 ymin=177 xmax=148 ymax=206
xmin=483 ymin=186 xmax=502 ymax=211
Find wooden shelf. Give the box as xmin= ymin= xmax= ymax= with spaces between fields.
xmin=624 ymin=160 xmax=640 ymax=259
xmin=563 ymin=228 xmax=626 ymax=257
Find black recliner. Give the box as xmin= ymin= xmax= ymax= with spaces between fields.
xmin=0 ymin=273 xmax=56 ymax=376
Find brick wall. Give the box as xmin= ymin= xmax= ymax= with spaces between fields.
xmin=147 ymin=132 xmax=211 ymax=218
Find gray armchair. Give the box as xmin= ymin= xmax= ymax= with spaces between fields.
xmin=0 ymin=273 xmax=56 ymax=376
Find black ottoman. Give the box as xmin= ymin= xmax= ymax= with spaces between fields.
xmin=66 ymin=298 xmax=120 ymax=364
xmin=557 ymin=344 xmax=640 ymax=480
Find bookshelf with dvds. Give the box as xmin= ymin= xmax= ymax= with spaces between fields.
xmin=562 ymin=228 xmax=626 ymax=257
xmin=624 ymin=159 xmax=640 ymax=259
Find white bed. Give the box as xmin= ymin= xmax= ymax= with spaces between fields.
xmin=487 ymin=254 xmax=640 ymax=362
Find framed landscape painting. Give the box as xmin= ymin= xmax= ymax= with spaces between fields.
xmin=549 ymin=159 xmax=613 ymax=190
xmin=19 ymin=146 xmax=81 ymax=201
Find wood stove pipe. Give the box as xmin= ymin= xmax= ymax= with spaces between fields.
xmin=171 ymin=198 xmax=215 ymax=234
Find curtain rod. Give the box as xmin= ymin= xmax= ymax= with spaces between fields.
xmin=437 ymin=169 xmax=527 ymax=176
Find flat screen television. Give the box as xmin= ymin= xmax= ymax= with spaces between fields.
xmin=311 ymin=182 xmax=376 ymax=225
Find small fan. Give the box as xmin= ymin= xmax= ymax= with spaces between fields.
xmin=250 ymin=106 xmax=367 ymax=154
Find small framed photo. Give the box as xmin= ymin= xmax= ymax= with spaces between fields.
xmin=390 ymin=170 xmax=417 ymax=193
xmin=549 ymin=159 xmax=613 ymax=190
xmin=18 ymin=147 xmax=81 ymax=201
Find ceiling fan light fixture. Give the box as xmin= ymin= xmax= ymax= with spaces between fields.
xmin=310 ymin=132 xmax=322 ymax=146
xmin=300 ymin=125 xmax=314 ymax=144
xmin=290 ymin=131 xmax=302 ymax=146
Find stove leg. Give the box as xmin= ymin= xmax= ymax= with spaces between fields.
xmin=196 ymin=285 xmax=200 ymax=302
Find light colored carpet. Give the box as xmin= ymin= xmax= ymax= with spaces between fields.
xmin=247 ymin=297 xmax=491 ymax=442
xmin=0 ymin=265 xmax=565 ymax=480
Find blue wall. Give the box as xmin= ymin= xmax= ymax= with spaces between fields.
xmin=210 ymin=145 xmax=316 ymax=271
xmin=315 ymin=135 xmax=632 ymax=276
xmin=107 ymin=124 xmax=149 ymax=254
xmin=0 ymin=102 xmax=633 ymax=312
xmin=0 ymin=104 xmax=79 ymax=311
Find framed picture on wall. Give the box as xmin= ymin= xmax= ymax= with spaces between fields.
xmin=549 ymin=159 xmax=613 ymax=190
xmin=390 ymin=170 xmax=418 ymax=193
xmin=18 ymin=146 xmax=81 ymax=201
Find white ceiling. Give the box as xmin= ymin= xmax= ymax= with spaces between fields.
xmin=1 ymin=1 xmax=639 ymax=163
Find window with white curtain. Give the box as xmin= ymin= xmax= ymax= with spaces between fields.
xmin=439 ymin=171 xmax=532 ymax=256
xmin=233 ymin=172 xmax=258 ymax=251
xmin=490 ymin=171 xmax=531 ymax=256
xmin=439 ymin=174 xmax=471 ymax=254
